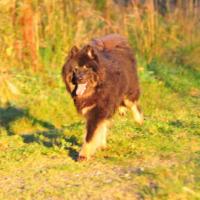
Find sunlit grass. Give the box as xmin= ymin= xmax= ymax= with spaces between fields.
xmin=0 ymin=0 xmax=200 ymax=199
xmin=0 ymin=58 xmax=200 ymax=199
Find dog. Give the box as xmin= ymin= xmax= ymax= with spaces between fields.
xmin=62 ymin=34 xmax=143 ymax=161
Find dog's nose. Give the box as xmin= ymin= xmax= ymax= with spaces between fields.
xmin=76 ymin=72 xmax=84 ymax=81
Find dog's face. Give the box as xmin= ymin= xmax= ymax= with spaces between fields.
xmin=63 ymin=45 xmax=100 ymax=98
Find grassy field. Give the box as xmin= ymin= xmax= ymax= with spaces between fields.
xmin=0 ymin=0 xmax=200 ymax=199
xmin=0 ymin=57 xmax=199 ymax=199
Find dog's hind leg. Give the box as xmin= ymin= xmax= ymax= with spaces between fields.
xmin=124 ymin=99 xmax=144 ymax=125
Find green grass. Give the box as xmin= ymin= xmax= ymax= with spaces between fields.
xmin=0 ymin=58 xmax=200 ymax=199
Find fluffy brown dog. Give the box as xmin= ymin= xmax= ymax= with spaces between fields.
xmin=62 ymin=34 xmax=143 ymax=161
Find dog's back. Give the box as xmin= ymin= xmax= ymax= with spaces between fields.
xmin=91 ymin=34 xmax=140 ymax=103
xmin=90 ymin=34 xmax=129 ymax=51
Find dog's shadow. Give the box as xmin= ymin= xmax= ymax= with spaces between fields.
xmin=0 ymin=103 xmax=81 ymax=161
xmin=22 ymin=130 xmax=80 ymax=161
xmin=0 ymin=104 xmax=55 ymax=135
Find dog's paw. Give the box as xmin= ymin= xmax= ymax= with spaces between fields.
xmin=118 ymin=106 xmax=127 ymax=116
xmin=99 ymin=142 xmax=108 ymax=151
xmin=135 ymin=113 xmax=144 ymax=125
xmin=100 ymin=146 xmax=108 ymax=151
xmin=78 ymin=143 xmax=93 ymax=161
xmin=77 ymin=155 xmax=87 ymax=162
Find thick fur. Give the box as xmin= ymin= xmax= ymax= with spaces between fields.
xmin=62 ymin=34 xmax=143 ymax=160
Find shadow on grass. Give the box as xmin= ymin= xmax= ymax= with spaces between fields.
xmin=0 ymin=103 xmax=81 ymax=161
xmin=169 ymin=120 xmax=184 ymax=128
xmin=0 ymin=103 xmax=55 ymax=135
xmin=22 ymin=130 xmax=80 ymax=161
xmin=147 ymin=60 xmax=200 ymax=96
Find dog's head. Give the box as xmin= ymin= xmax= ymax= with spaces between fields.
xmin=62 ymin=45 xmax=101 ymax=98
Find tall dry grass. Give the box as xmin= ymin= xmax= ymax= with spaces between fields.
xmin=0 ymin=0 xmax=199 ymax=70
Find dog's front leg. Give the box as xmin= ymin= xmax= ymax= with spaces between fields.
xmin=78 ymin=118 xmax=108 ymax=161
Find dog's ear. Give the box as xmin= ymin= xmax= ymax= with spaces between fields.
xmin=69 ymin=46 xmax=79 ymax=58
xmin=85 ymin=45 xmax=98 ymax=61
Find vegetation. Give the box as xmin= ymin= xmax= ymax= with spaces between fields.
xmin=0 ymin=0 xmax=200 ymax=199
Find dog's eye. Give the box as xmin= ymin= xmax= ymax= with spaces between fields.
xmin=73 ymin=66 xmax=79 ymax=72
